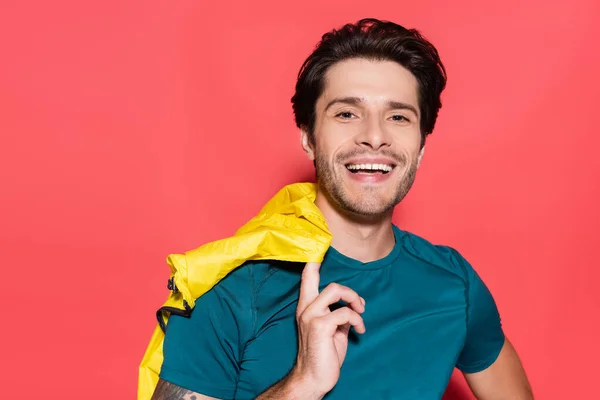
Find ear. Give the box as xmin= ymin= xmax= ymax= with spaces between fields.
xmin=300 ymin=129 xmax=315 ymax=161
xmin=417 ymin=146 xmax=425 ymax=168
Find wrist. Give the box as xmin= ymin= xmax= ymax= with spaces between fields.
xmin=257 ymin=368 xmax=325 ymax=400
xmin=285 ymin=367 xmax=326 ymax=400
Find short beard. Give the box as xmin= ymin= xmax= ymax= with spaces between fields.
xmin=315 ymin=149 xmax=418 ymax=219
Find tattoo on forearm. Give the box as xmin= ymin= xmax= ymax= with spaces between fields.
xmin=152 ymin=380 xmax=199 ymax=400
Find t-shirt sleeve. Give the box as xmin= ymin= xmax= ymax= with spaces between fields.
xmin=159 ymin=265 xmax=255 ymax=399
xmin=452 ymin=250 xmax=506 ymax=373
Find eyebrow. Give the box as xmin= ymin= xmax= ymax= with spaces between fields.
xmin=324 ymin=96 xmax=419 ymax=117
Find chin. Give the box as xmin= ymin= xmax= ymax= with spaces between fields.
xmin=338 ymin=191 xmax=398 ymax=217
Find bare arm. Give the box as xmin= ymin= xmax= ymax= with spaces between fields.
xmin=151 ymin=379 xmax=220 ymax=400
xmin=464 ymin=338 xmax=533 ymax=400
xmin=257 ymin=370 xmax=321 ymax=400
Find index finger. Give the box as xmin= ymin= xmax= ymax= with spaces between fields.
xmin=297 ymin=262 xmax=321 ymax=314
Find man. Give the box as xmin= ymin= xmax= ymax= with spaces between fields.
xmin=151 ymin=18 xmax=533 ymax=399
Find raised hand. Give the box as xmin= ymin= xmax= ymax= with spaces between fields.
xmin=258 ymin=262 xmax=366 ymax=399
xmin=291 ymin=262 xmax=366 ymax=397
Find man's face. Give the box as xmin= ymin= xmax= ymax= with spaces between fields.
xmin=302 ymin=58 xmax=425 ymax=218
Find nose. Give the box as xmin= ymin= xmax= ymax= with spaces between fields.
xmin=355 ymin=116 xmax=392 ymax=150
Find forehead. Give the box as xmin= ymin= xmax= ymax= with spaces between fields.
xmin=318 ymin=58 xmax=419 ymax=108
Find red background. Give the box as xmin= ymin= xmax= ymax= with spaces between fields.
xmin=1 ymin=0 xmax=599 ymax=398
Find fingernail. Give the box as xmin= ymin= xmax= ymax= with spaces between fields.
xmin=360 ymin=297 xmax=366 ymax=306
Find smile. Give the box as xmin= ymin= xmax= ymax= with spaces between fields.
xmin=345 ymin=163 xmax=394 ymax=174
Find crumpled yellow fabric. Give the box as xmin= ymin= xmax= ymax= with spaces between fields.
xmin=138 ymin=182 xmax=331 ymax=400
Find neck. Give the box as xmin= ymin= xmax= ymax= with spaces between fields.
xmin=314 ymin=189 xmax=396 ymax=263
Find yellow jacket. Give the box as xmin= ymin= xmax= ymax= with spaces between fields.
xmin=138 ymin=183 xmax=332 ymax=400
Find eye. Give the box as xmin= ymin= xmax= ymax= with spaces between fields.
xmin=390 ymin=114 xmax=409 ymax=122
xmin=336 ymin=111 xmax=357 ymax=120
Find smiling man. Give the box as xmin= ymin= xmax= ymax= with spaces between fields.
xmin=151 ymin=19 xmax=533 ymax=399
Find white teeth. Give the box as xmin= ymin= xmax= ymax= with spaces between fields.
xmin=346 ymin=163 xmax=393 ymax=172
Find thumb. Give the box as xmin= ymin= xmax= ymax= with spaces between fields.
xmin=298 ymin=262 xmax=321 ymax=313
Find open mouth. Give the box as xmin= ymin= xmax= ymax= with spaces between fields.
xmin=345 ymin=163 xmax=395 ymax=174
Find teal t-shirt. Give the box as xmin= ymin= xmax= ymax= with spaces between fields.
xmin=159 ymin=225 xmax=505 ymax=399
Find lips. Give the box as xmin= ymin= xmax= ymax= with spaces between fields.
xmin=342 ymin=158 xmax=398 ymax=184
xmin=346 ymin=163 xmax=394 ymax=174
xmin=344 ymin=157 xmax=397 ymax=175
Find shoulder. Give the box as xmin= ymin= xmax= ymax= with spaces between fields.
xmin=210 ymin=259 xmax=301 ymax=295
xmin=395 ymin=226 xmax=474 ymax=283
xmin=244 ymin=259 xmax=304 ymax=291
xmin=169 ymin=260 xmax=290 ymax=336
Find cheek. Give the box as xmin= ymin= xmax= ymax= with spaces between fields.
xmin=396 ymin=133 xmax=422 ymax=156
xmin=314 ymin=135 xmax=338 ymax=160
xmin=316 ymin=119 xmax=354 ymax=146
xmin=320 ymin=136 xmax=357 ymax=161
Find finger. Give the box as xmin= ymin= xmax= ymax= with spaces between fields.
xmin=307 ymin=282 xmax=364 ymax=316
xmin=317 ymin=306 xmax=366 ymax=335
xmin=297 ymin=262 xmax=321 ymax=314
xmin=337 ymin=322 xmax=351 ymax=336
